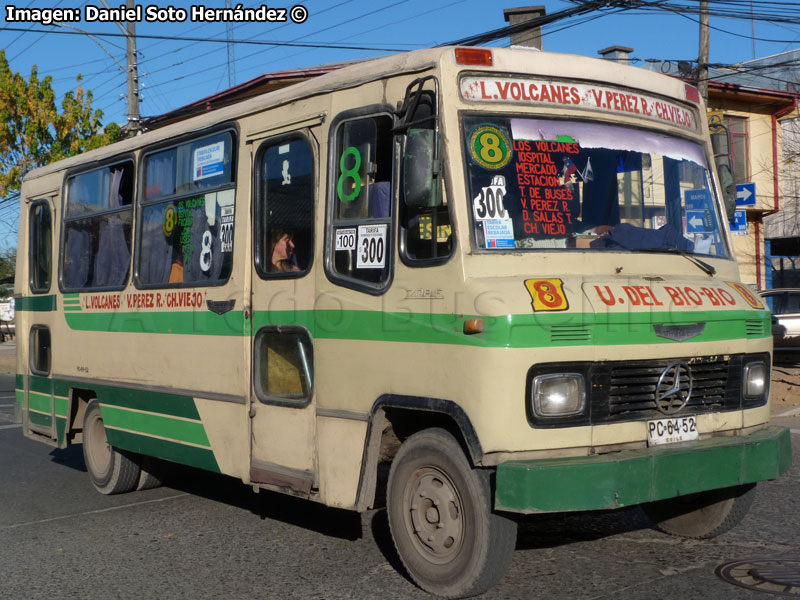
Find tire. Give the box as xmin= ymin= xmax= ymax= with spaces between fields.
xmin=643 ymin=483 xmax=757 ymax=539
xmin=387 ymin=428 xmax=517 ymax=599
xmin=135 ymin=455 xmax=166 ymax=491
xmin=82 ymin=400 xmax=140 ymax=495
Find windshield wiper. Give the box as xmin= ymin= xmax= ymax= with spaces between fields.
xmin=636 ymin=247 xmax=716 ymax=276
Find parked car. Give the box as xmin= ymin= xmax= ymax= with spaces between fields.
xmin=759 ymin=288 xmax=800 ymax=349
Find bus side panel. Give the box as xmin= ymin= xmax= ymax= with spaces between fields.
xmin=315 ymin=415 xmax=369 ymax=508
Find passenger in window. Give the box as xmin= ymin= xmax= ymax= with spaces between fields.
xmin=368 ymin=174 xmax=391 ymax=219
xmin=269 ymin=230 xmax=300 ymax=272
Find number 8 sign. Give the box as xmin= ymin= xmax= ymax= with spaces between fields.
xmin=524 ymin=279 xmax=569 ymax=312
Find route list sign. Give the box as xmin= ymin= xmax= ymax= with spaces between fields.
xmin=514 ymin=139 xmax=578 ymax=237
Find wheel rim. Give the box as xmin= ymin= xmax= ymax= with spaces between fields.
xmin=402 ymin=465 xmax=464 ymax=564
xmin=85 ymin=413 xmax=112 ymax=479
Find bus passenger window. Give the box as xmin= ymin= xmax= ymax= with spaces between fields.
xmin=137 ymin=131 xmax=236 ymax=287
xmin=255 ymin=135 xmax=314 ymax=277
xmin=29 ymin=326 xmax=51 ymax=376
xmin=253 ymin=327 xmax=313 ymax=405
xmin=30 ymin=202 xmax=52 ymax=293
xmin=62 ymin=162 xmax=133 ymax=291
xmin=329 ymin=115 xmax=393 ymax=290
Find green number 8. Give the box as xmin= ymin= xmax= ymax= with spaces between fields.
xmin=337 ymin=146 xmax=362 ymax=203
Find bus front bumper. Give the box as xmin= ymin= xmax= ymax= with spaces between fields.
xmin=495 ymin=426 xmax=792 ymax=514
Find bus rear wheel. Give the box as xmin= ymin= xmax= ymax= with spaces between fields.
xmin=82 ymin=399 xmax=140 ymax=495
xmin=387 ymin=428 xmax=517 ymax=599
xmin=643 ymin=483 xmax=757 ymax=539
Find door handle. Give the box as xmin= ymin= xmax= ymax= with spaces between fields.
xmin=206 ymin=299 xmax=235 ymax=315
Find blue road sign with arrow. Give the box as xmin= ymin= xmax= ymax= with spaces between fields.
xmin=736 ymin=182 xmax=755 ymax=206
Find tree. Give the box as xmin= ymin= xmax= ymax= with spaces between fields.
xmin=0 ymin=247 xmax=15 ymax=298
xmin=0 ymin=49 xmax=120 ymax=199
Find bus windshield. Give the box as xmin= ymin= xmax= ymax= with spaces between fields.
xmin=463 ymin=116 xmax=728 ymax=259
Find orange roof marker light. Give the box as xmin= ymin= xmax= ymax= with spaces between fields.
xmin=454 ymin=47 xmax=493 ymax=67
xmin=685 ymin=83 xmax=701 ymax=104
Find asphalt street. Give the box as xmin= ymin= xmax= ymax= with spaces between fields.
xmin=1 ymin=348 xmax=799 ymax=599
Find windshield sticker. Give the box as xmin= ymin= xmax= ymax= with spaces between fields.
xmin=474 ymin=175 xmax=515 ymax=248
xmin=356 ymin=224 xmax=386 ymax=269
xmin=162 ymin=204 xmax=176 ymax=237
xmin=524 ymin=279 xmax=569 ymax=312
xmin=337 ymin=146 xmax=362 ymax=203
xmin=461 ymin=77 xmax=697 ymax=131
xmin=469 ymin=125 xmax=512 ymax=170
xmin=193 ymin=141 xmax=225 ymax=181
xmin=335 ymin=227 xmax=357 ymax=251
xmin=220 ymin=205 xmax=234 ymax=253
xmin=726 ymin=281 xmax=764 ymax=309
xmin=484 ymin=219 xmax=515 ymax=248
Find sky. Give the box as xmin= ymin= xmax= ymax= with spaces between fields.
xmin=0 ymin=0 xmax=799 ymax=248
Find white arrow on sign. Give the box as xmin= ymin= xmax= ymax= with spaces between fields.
xmin=689 ymin=215 xmax=704 ymax=228
xmin=737 ymin=186 xmax=753 ymax=203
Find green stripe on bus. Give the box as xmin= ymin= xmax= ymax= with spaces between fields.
xmin=56 ymin=417 xmax=66 ymax=446
xmin=54 ymin=396 xmax=68 ymax=418
xmin=105 ymin=428 xmax=220 ymax=473
xmin=99 ymin=405 xmax=210 ymax=447
xmin=63 ymin=308 xmax=769 ymax=348
xmin=16 ymin=373 xmax=24 ymax=389
xmin=15 ymin=295 xmax=57 ymax=311
xmin=28 ymin=411 xmax=51 ymax=428
xmin=65 ymin=311 xmax=247 ymax=336
xmin=91 ymin=383 xmax=201 ymax=420
xmin=16 ymin=390 xmax=24 ymax=406
xmin=28 ymin=391 xmax=51 ymax=413
xmin=29 ymin=375 xmax=52 ymax=395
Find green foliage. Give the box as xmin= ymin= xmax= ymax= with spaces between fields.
xmin=0 ymin=247 xmax=16 ymax=298
xmin=0 ymin=50 xmax=119 ymax=198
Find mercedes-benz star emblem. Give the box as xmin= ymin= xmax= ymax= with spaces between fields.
xmin=654 ymin=361 xmax=693 ymax=415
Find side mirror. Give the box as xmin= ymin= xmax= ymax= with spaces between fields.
xmin=710 ymin=127 xmax=736 ymax=221
xmin=716 ymin=161 xmax=736 ymax=220
xmin=403 ymin=128 xmax=441 ymax=208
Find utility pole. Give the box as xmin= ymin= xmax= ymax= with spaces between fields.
xmin=698 ymin=0 xmax=709 ymax=103
xmin=225 ymin=0 xmax=236 ymax=87
xmin=125 ymin=0 xmax=141 ymax=131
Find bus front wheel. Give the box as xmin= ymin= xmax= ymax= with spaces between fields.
xmin=386 ymin=428 xmax=517 ymax=599
xmin=82 ymin=399 xmax=140 ymax=495
xmin=643 ymin=483 xmax=757 ymax=539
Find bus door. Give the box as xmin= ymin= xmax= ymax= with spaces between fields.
xmin=248 ymin=130 xmax=318 ymax=494
xmin=25 ymin=197 xmax=57 ymax=441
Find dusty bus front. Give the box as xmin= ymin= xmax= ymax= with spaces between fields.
xmin=378 ymin=48 xmax=792 ymax=598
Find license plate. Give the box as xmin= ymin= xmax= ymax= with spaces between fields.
xmin=647 ymin=416 xmax=698 ymax=446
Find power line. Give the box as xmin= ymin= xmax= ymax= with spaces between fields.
xmin=0 ymin=27 xmax=411 ymax=53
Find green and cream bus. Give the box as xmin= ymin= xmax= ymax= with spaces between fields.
xmin=15 ymin=46 xmax=791 ymax=598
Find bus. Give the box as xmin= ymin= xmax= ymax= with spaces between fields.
xmin=15 ymin=46 xmax=791 ymax=598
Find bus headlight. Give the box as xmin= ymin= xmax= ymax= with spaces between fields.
xmin=532 ymin=373 xmax=586 ymax=417
xmin=743 ymin=362 xmax=767 ymax=399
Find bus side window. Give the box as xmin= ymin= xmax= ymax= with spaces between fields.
xmin=29 ymin=325 xmax=51 ymax=376
xmin=137 ymin=131 xmax=236 ymax=287
xmin=253 ymin=327 xmax=313 ymax=406
xmin=30 ymin=202 xmax=52 ymax=293
xmin=255 ymin=135 xmax=314 ymax=276
xmin=329 ymin=114 xmax=393 ymax=290
xmin=62 ymin=161 xmax=133 ymax=291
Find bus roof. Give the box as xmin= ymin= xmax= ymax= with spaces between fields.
xmin=22 ymin=46 xmax=693 ymax=184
